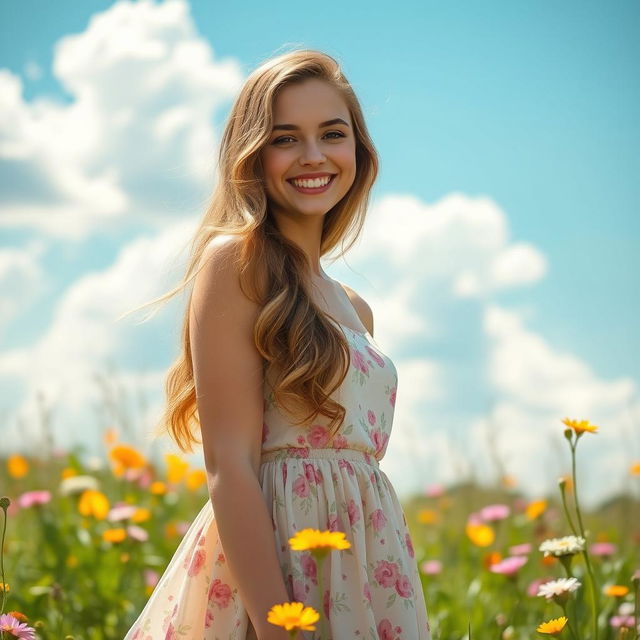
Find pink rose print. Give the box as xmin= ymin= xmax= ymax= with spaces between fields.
xmin=165 ymin=622 xmax=178 ymax=640
xmin=307 ymin=425 xmax=330 ymax=447
xmin=377 ymin=618 xmax=402 ymax=640
xmin=390 ymin=386 xmax=397 ymax=407
xmin=367 ymin=409 xmax=377 ymax=425
xmin=291 ymin=446 xmax=310 ymax=458
xmin=296 ymin=434 xmax=306 ymax=445
xmin=282 ymin=462 xmax=287 ymax=487
xmin=366 ymin=345 xmax=385 ymax=368
xmin=347 ymin=499 xmax=361 ymax=526
xmin=363 ymin=582 xmax=372 ymax=603
xmin=405 ymin=532 xmax=415 ymax=558
xmin=331 ymin=434 xmax=348 ymax=449
xmin=327 ymin=512 xmax=339 ymax=531
xmin=370 ymin=508 xmax=388 ymax=532
xmin=323 ymin=588 xmax=331 ymax=620
xmin=187 ymin=548 xmax=206 ymax=577
xmin=395 ymin=574 xmax=413 ymax=598
xmin=208 ymin=578 xmax=232 ymax=608
xmin=292 ymin=474 xmax=310 ymax=498
xmin=338 ymin=458 xmax=354 ymax=475
xmin=301 ymin=554 xmax=317 ymax=583
xmin=371 ymin=429 xmax=390 ymax=456
xmin=303 ymin=461 xmax=322 ymax=484
xmin=292 ymin=577 xmax=307 ymax=601
xmin=374 ymin=559 xmax=400 ymax=587
xmin=351 ymin=348 xmax=369 ymax=374
xmin=204 ymin=609 xmax=215 ymax=628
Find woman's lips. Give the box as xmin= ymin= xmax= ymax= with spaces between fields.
xmin=287 ymin=174 xmax=336 ymax=194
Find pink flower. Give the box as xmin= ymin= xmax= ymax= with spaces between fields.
xmin=307 ymin=425 xmax=330 ymax=447
xmin=187 ymin=548 xmax=206 ymax=577
xmin=424 ymin=483 xmax=444 ymax=497
xmin=480 ymin=503 xmax=510 ymax=521
xmin=347 ymin=499 xmax=361 ymax=525
xmin=489 ymin=555 xmax=527 ymax=576
xmin=405 ymin=532 xmax=415 ymax=558
xmin=370 ymin=508 xmax=387 ymax=532
xmin=144 ymin=568 xmax=159 ymax=587
xmin=366 ymin=345 xmax=385 ymax=367
xmin=610 ymin=615 xmax=636 ymax=629
xmin=367 ymin=409 xmax=377 ymax=425
xmin=108 ymin=502 xmax=138 ymax=521
xmin=590 ymin=542 xmax=617 ymax=556
xmin=301 ymin=554 xmax=317 ymax=583
xmin=374 ymin=560 xmax=400 ymax=587
xmin=371 ymin=429 xmax=389 ymax=456
xmin=208 ymin=578 xmax=232 ymax=608
xmin=508 ymin=542 xmax=532 ymax=556
xmin=327 ymin=513 xmax=339 ymax=531
xmin=420 ymin=560 xmax=443 ymax=575
xmin=17 ymin=490 xmax=51 ymax=508
xmin=292 ymin=474 xmax=310 ymax=498
xmin=0 ymin=614 xmax=36 ymax=639
xmin=127 ymin=524 xmax=149 ymax=542
xmin=338 ymin=458 xmax=354 ymax=475
xmin=395 ymin=574 xmax=413 ymax=597
xmin=363 ymin=582 xmax=372 ymax=603
xmin=527 ymin=577 xmax=551 ymax=597
xmin=377 ymin=618 xmax=401 ymax=640
xmin=351 ymin=348 xmax=369 ymax=374
xmin=303 ymin=462 xmax=322 ymax=485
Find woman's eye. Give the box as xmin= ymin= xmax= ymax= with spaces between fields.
xmin=272 ymin=131 xmax=345 ymax=145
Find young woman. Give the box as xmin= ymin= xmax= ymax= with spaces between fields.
xmin=124 ymin=49 xmax=433 ymax=640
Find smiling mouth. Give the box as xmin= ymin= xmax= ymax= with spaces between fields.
xmin=287 ymin=174 xmax=337 ymax=193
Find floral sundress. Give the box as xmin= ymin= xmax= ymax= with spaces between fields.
xmin=124 ymin=321 xmax=433 ymax=639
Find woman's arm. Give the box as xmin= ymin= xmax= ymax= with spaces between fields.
xmin=189 ymin=236 xmax=292 ymax=640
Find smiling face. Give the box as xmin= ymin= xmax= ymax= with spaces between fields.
xmin=260 ymin=78 xmax=357 ymax=222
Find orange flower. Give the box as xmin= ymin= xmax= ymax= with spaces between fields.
xmin=604 ymin=584 xmax=629 ymax=597
xmin=132 ymin=507 xmax=151 ymax=523
xmin=561 ymin=417 xmax=598 ymax=435
xmin=630 ymin=462 xmax=640 ymax=476
xmin=110 ymin=444 xmax=146 ymax=470
xmin=483 ymin=551 xmax=502 ymax=569
xmin=150 ymin=481 xmax=167 ymax=495
xmin=537 ymin=616 xmax=568 ymax=634
xmin=165 ymin=453 xmax=189 ymax=484
xmin=103 ymin=528 xmax=126 ymax=543
xmin=78 ymin=489 xmax=110 ymax=520
xmin=7 ymin=454 xmax=29 ymax=478
xmin=501 ymin=474 xmax=517 ymax=489
xmin=186 ymin=469 xmax=207 ymax=491
xmin=103 ymin=426 xmax=118 ymax=446
xmin=417 ymin=509 xmax=440 ymax=524
xmin=7 ymin=611 xmax=27 ymax=622
xmin=525 ymin=499 xmax=547 ymax=520
xmin=60 ymin=467 xmax=77 ymax=479
xmin=465 ymin=522 xmax=495 ymax=547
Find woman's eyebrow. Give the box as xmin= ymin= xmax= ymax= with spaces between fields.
xmin=272 ymin=117 xmax=350 ymax=131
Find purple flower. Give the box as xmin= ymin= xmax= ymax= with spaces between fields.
xmin=0 ymin=613 xmax=36 ymax=639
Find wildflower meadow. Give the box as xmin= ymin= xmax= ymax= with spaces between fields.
xmin=1 ymin=417 xmax=639 ymax=639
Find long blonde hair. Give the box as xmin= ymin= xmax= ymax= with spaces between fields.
xmin=121 ymin=49 xmax=379 ymax=453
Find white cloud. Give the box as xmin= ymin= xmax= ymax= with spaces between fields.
xmin=0 ymin=0 xmax=244 ymax=239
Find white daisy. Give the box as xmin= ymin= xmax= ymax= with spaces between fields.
xmin=537 ymin=577 xmax=582 ymax=599
xmin=539 ymin=535 xmax=586 ymax=557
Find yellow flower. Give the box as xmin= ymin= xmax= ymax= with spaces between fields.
xmin=501 ymin=474 xmax=517 ymax=488
xmin=66 ymin=555 xmax=79 ymax=568
xmin=165 ymin=453 xmax=189 ymax=484
xmin=465 ymin=522 xmax=495 ymax=547
xmin=537 ymin=616 xmax=568 ymax=634
xmin=186 ymin=469 xmax=207 ymax=491
xmin=604 ymin=584 xmax=629 ymax=597
xmin=150 ymin=481 xmax=167 ymax=495
xmin=525 ymin=499 xmax=547 ymax=520
xmin=104 ymin=426 xmax=118 ymax=446
xmin=78 ymin=489 xmax=110 ymax=520
xmin=561 ymin=417 xmax=598 ymax=435
xmin=417 ymin=509 xmax=439 ymax=524
xmin=0 ymin=583 xmax=9 ymax=593
xmin=110 ymin=444 xmax=146 ymax=469
xmin=7 ymin=454 xmax=29 ymax=478
xmin=61 ymin=467 xmax=77 ymax=479
xmin=288 ymin=528 xmax=351 ymax=552
xmin=630 ymin=462 xmax=640 ymax=476
xmin=267 ymin=601 xmax=320 ymax=632
xmin=103 ymin=528 xmax=127 ymax=543
xmin=132 ymin=507 xmax=151 ymax=523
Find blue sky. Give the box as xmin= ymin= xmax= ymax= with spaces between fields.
xmin=1 ymin=0 xmax=638 ymax=508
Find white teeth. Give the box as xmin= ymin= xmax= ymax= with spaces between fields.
xmin=291 ymin=175 xmax=332 ymax=188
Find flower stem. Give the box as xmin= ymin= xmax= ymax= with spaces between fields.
xmin=570 ymin=440 xmax=599 ymax=640
xmin=561 ymin=601 xmax=579 ymax=640
xmin=313 ymin=551 xmax=328 ymax=640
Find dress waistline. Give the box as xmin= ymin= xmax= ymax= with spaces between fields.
xmin=260 ymin=446 xmax=380 ymax=468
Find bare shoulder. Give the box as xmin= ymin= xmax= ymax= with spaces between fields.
xmin=338 ymin=281 xmax=374 ymax=336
